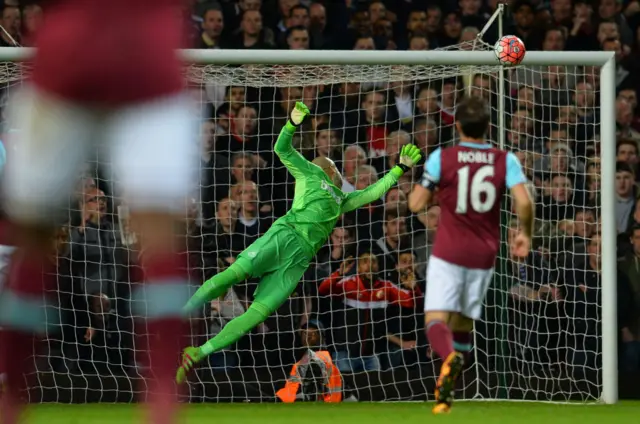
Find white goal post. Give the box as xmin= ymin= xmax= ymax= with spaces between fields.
xmin=0 ymin=45 xmax=617 ymax=404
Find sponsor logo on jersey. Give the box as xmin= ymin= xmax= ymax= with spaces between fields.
xmin=321 ymin=180 xmax=343 ymax=205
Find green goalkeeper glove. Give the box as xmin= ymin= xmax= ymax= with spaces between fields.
xmin=290 ymin=101 xmax=310 ymax=126
xmin=396 ymin=144 xmax=423 ymax=173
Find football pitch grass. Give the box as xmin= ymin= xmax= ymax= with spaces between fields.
xmin=20 ymin=401 xmax=640 ymax=424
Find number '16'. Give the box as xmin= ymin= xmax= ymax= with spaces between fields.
xmin=455 ymin=165 xmax=496 ymax=214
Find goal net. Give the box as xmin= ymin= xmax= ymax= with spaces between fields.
xmin=2 ymin=42 xmax=607 ymax=404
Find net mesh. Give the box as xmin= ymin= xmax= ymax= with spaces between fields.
xmin=0 ymin=40 xmax=604 ymax=403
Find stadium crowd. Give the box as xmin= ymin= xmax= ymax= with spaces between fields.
xmin=2 ymin=0 xmax=640 ymax=391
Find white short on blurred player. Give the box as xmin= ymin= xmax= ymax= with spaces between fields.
xmin=0 ymin=2 xmax=196 ymax=424
xmin=409 ymin=96 xmax=534 ymax=414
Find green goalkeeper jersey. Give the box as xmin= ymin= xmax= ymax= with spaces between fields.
xmin=273 ymin=122 xmax=403 ymax=255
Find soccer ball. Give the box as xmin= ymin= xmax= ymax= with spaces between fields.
xmin=494 ymin=35 xmax=526 ymax=66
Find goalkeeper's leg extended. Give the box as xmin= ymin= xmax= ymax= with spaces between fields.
xmin=177 ymin=226 xmax=310 ymax=384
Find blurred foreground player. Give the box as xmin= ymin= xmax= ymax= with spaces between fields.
xmin=408 ymin=97 xmax=534 ymax=414
xmin=0 ymin=1 xmax=195 ymax=424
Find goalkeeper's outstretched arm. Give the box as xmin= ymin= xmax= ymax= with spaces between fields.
xmin=274 ymin=102 xmax=314 ymax=180
xmin=342 ymin=145 xmax=423 ymax=213
xmin=341 ymin=167 xmax=402 ymax=213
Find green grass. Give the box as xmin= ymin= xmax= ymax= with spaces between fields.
xmin=20 ymin=402 xmax=640 ymax=424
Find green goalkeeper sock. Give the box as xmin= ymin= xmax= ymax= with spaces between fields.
xmin=183 ymin=262 xmax=250 ymax=313
xmin=199 ymin=303 xmax=270 ymax=357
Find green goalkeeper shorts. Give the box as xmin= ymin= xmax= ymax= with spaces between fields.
xmin=235 ymin=224 xmax=312 ymax=314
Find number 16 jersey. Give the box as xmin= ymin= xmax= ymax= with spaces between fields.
xmin=421 ymin=142 xmax=527 ymax=269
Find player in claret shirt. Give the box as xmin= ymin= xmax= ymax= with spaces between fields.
xmin=176 ymin=102 xmax=423 ymax=383
xmin=0 ymin=2 xmax=194 ymax=424
xmin=408 ymin=96 xmax=534 ymax=414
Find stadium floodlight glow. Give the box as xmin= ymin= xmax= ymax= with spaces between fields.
xmin=0 ymin=43 xmax=616 ymax=405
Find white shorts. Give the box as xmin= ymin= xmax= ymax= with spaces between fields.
xmin=2 ymin=87 xmax=197 ymax=224
xmin=424 ymin=255 xmax=494 ymax=320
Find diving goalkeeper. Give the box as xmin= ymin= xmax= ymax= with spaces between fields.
xmin=176 ymin=102 xmax=422 ymax=383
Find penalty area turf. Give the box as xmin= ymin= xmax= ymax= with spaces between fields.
xmin=22 ymin=401 xmax=640 ymax=424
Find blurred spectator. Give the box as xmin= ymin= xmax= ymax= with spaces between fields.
xmin=289 ymin=4 xmax=310 ymax=29
xmin=616 ymin=138 xmax=639 ymax=171
xmin=0 ymin=5 xmax=20 ymax=47
xmin=309 ymin=2 xmax=329 ymax=49
xmin=412 ymin=118 xmax=439 ymax=154
xmin=352 ymin=90 xmax=400 ymax=158
xmin=69 ymin=188 xmax=131 ymax=374
xmin=274 ymin=0 xmax=302 ymax=38
xmin=384 ymin=249 xmax=425 ymax=369
xmin=368 ymin=1 xmax=387 ymax=24
xmin=508 ymin=220 xmax=563 ymax=375
xmin=561 ymin=234 xmax=603 ymax=374
xmin=408 ymin=33 xmax=429 ymax=51
xmin=537 ymin=173 xmax=577 ymax=221
xmin=286 ymin=25 xmax=310 ymax=49
xmin=197 ymin=6 xmax=225 ymax=49
xmin=597 ymin=0 xmax=633 ymax=46
xmin=542 ymin=26 xmax=566 ymax=51
xmin=230 ymin=152 xmax=256 ymax=184
xmin=598 ymin=19 xmax=621 ymax=46
xmin=508 ymin=108 xmax=544 ymax=153
xmin=470 ymin=73 xmax=492 ymax=103
xmin=201 ymin=119 xmax=230 ymax=218
xmin=231 ymin=9 xmax=276 ymax=49
xmin=221 ymin=0 xmax=262 ymax=35
xmin=567 ymin=0 xmax=596 ymax=50
xmin=316 ymin=223 xmax=357 ymax=278
xmin=441 ymin=11 xmax=463 ymax=47
xmin=554 ymin=208 xmax=597 ymax=268
xmin=319 ymin=251 xmax=420 ymax=373
xmin=459 ymin=26 xmax=480 ymax=46
xmin=372 ymin=17 xmax=395 ymax=50
xmin=616 ymin=97 xmax=640 ymax=141
xmin=372 ymin=129 xmax=410 ymax=173
xmin=352 ymin=164 xmax=384 ymax=239
xmin=535 ymin=144 xmax=585 ymax=189
xmin=404 ymin=10 xmax=428 ymax=48
xmin=191 ymin=197 xmax=248 ymax=284
xmin=618 ymin=224 xmax=640 ymax=371
xmin=573 ymin=80 xmax=598 ymax=131
xmin=21 ymin=3 xmax=42 ymax=46
xmin=506 ymin=1 xmax=538 ymax=48
xmin=460 ymin=0 xmax=488 ymax=29
xmin=314 ymin=123 xmax=341 ymax=161
xmin=551 ymin=0 xmax=573 ymax=29
xmin=233 ymin=180 xmax=272 ymax=237
xmin=625 ymin=198 xmax=640 ymax=239
xmin=375 ymin=207 xmax=409 ymax=280
xmin=219 ymin=104 xmax=272 ymax=164
xmin=218 ymin=84 xmax=247 ymax=130
xmin=615 ymin=161 xmax=636 ymax=233
xmin=353 ymin=35 xmax=376 ymax=50
xmin=341 ymin=144 xmax=367 ymax=192
xmin=384 ymin=187 xmax=408 ymax=215
xmin=425 ymin=5 xmax=443 ymax=46
xmin=346 ymin=7 xmax=372 ymax=48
